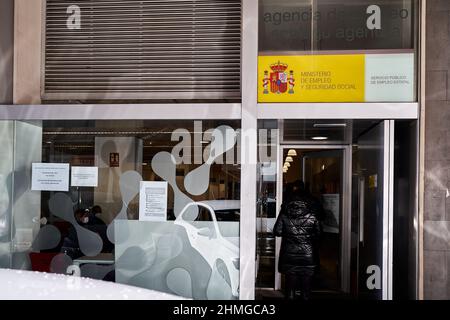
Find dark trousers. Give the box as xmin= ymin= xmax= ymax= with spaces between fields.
xmin=284 ymin=270 xmax=314 ymax=300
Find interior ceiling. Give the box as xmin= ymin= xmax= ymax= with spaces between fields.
xmin=41 ymin=120 xmax=241 ymax=160
xmin=283 ymin=119 xmax=382 ymax=143
xmin=42 ymin=120 xmax=240 ymax=141
xmin=41 ymin=120 xmax=381 ymax=157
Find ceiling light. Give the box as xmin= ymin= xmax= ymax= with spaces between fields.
xmin=285 ymin=156 xmax=294 ymax=162
xmin=313 ymin=123 xmax=347 ymax=128
xmin=288 ymin=149 xmax=297 ymax=156
xmin=284 ymin=162 xmax=291 ymax=168
xmin=312 ymin=136 xmax=328 ymax=141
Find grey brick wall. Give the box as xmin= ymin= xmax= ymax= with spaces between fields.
xmin=424 ymin=0 xmax=450 ymax=300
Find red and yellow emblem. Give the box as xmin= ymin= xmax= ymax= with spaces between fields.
xmin=263 ymin=61 xmax=295 ymax=95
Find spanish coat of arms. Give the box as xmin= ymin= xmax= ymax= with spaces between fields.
xmin=263 ymin=61 xmax=295 ymax=94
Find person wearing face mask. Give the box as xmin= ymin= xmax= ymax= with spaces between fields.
xmin=79 ymin=209 xmax=91 ymax=224
xmin=86 ymin=205 xmax=106 ymax=226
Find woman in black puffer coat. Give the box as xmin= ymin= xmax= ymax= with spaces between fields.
xmin=274 ymin=181 xmax=322 ymax=300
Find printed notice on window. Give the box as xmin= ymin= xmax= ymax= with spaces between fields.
xmin=31 ymin=163 xmax=70 ymax=191
xmin=71 ymin=166 xmax=98 ymax=187
xmin=139 ymin=181 xmax=168 ymax=221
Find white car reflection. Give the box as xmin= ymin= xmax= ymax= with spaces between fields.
xmin=174 ymin=202 xmax=239 ymax=298
xmin=0 ymin=268 xmax=186 ymax=300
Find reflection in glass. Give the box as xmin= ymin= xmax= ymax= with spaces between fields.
xmin=259 ymin=0 xmax=417 ymax=52
xmin=1 ymin=120 xmax=240 ymax=300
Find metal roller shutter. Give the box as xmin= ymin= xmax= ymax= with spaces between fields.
xmin=44 ymin=0 xmax=241 ymax=101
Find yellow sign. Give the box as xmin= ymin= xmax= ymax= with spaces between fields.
xmin=258 ymin=55 xmax=365 ymax=103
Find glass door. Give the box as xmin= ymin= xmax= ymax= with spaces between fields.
xmin=302 ymin=149 xmax=344 ymax=292
xmin=355 ymin=121 xmax=394 ymax=300
xmin=274 ymin=146 xmax=351 ymax=296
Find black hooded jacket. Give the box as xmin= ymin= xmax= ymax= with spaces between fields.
xmin=273 ymin=194 xmax=322 ymax=274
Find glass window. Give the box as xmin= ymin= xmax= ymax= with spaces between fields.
xmin=0 ymin=121 xmax=13 ymax=267
xmin=258 ymin=0 xmax=419 ymax=103
xmin=259 ymin=0 xmax=312 ymax=52
xmin=256 ymin=120 xmax=278 ymax=288
xmin=315 ymin=0 xmax=416 ymax=51
xmin=259 ymin=0 xmax=418 ymax=52
xmin=282 ymin=119 xmax=382 ymax=143
xmin=0 ymin=120 xmax=241 ymax=300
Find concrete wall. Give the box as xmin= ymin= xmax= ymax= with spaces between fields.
xmin=0 ymin=0 xmax=14 ymax=104
xmin=423 ymin=0 xmax=450 ymax=300
xmin=13 ymin=0 xmax=43 ymax=104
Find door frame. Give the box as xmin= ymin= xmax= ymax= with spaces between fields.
xmin=384 ymin=120 xmax=395 ymax=300
xmin=275 ymin=144 xmax=353 ymax=294
xmin=354 ymin=120 xmax=395 ymax=300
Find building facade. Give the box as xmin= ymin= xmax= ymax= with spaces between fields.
xmin=0 ymin=0 xmax=445 ymax=300
xmin=423 ymin=0 xmax=450 ymax=300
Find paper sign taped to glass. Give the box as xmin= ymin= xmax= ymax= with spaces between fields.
xmin=258 ymin=53 xmax=415 ymax=103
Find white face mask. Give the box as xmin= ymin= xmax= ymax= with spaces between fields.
xmin=81 ymin=217 xmax=89 ymax=224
